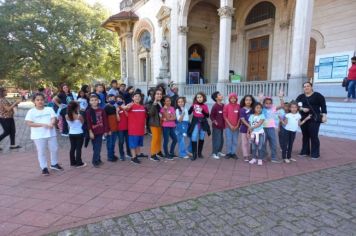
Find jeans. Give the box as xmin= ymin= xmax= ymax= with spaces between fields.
xmin=347 ymin=80 xmax=356 ymax=99
xmin=251 ymin=133 xmax=264 ymax=160
xmin=0 ymin=118 xmax=16 ymax=145
xmin=176 ymin=121 xmax=189 ymax=157
xmin=212 ymin=127 xmax=224 ymax=154
xmin=163 ymin=127 xmax=177 ymax=156
xmin=279 ymin=127 xmax=296 ymax=159
xmin=33 ymin=136 xmax=58 ymax=170
xmin=225 ymin=127 xmax=238 ymax=155
xmin=91 ymin=134 xmax=103 ymax=165
xmin=117 ymin=130 xmax=131 ymax=158
xmin=69 ymin=134 xmax=84 ymax=165
xmin=262 ymin=127 xmax=277 ymax=160
xmin=300 ymin=120 xmax=321 ymax=158
xmin=191 ymin=124 xmax=205 ymax=142
xmin=106 ymin=132 xmax=118 ymax=160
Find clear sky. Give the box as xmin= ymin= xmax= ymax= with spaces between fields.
xmin=85 ymin=0 xmax=120 ymax=14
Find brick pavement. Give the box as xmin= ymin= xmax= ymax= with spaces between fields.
xmin=0 ymin=111 xmax=356 ymax=235
xmin=52 ymin=163 xmax=356 ymax=236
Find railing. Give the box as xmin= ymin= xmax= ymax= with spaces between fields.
xmin=182 ymin=84 xmax=217 ymax=96
xmin=181 ymin=80 xmax=289 ymax=97
xmin=120 ymin=0 xmax=144 ymax=10
xmin=225 ymin=80 xmax=289 ymax=97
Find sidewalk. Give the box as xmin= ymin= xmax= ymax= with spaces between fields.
xmin=0 ymin=117 xmax=355 ymax=235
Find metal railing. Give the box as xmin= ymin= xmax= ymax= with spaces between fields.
xmin=182 ymin=84 xmax=217 ymax=96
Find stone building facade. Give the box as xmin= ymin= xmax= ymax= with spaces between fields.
xmin=102 ymin=0 xmax=356 ymax=98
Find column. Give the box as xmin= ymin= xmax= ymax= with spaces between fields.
xmin=217 ymin=0 xmax=234 ymax=93
xmin=288 ymin=0 xmax=314 ymax=99
xmin=177 ymin=26 xmax=189 ymax=91
xmin=124 ymin=32 xmax=134 ymax=85
xmin=119 ymin=37 xmax=127 ymax=79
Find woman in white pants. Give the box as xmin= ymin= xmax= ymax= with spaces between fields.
xmin=25 ymin=93 xmax=63 ymax=175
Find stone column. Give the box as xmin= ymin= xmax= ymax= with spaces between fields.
xmin=217 ymin=1 xmax=234 ymax=93
xmin=124 ymin=32 xmax=134 ymax=85
xmin=288 ymin=0 xmax=314 ymax=99
xmin=119 ymin=37 xmax=127 ymax=79
xmin=177 ymin=26 xmax=189 ymax=92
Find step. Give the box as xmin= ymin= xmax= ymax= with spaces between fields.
xmin=327 ymin=106 xmax=356 ymax=114
xmin=319 ymin=130 xmax=356 ymax=140
xmin=326 ymin=101 xmax=356 ymax=108
xmin=327 ymin=113 xmax=356 ymax=121
xmin=319 ymin=124 xmax=356 ymax=134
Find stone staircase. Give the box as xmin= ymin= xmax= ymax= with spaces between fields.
xmin=319 ymin=101 xmax=356 ymax=140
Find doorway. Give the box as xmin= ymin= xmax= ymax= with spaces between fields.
xmin=188 ymin=44 xmax=205 ymax=84
xmin=247 ymin=35 xmax=269 ymax=81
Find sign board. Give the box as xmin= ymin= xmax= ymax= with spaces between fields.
xmin=314 ymin=51 xmax=354 ymax=83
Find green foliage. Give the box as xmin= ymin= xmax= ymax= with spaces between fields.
xmin=0 ymin=0 xmax=120 ymax=89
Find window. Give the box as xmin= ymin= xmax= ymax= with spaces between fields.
xmin=245 ymin=1 xmax=276 ymax=25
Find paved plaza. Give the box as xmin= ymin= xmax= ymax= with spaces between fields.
xmin=0 ymin=109 xmax=355 ymax=235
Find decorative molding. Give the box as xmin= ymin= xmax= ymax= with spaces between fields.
xmin=178 ymin=26 xmax=189 ymax=35
xmin=279 ymin=20 xmax=291 ymax=29
xmin=217 ymin=6 xmax=235 ymax=18
xmin=156 ymin=6 xmax=171 ymax=26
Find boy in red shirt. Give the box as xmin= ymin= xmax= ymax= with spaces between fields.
xmin=125 ymin=92 xmax=147 ymax=164
xmin=116 ymin=95 xmax=132 ymax=161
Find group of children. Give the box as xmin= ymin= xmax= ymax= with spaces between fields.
xmin=25 ymin=82 xmax=311 ymax=175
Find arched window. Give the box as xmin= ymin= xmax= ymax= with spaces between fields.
xmin=139 ymin=30 xmax=151 ymax=49
xmin=245 ymin=1 xmax=276 ymax=25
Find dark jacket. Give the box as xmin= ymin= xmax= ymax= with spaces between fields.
xmin=147 ymin=100 xmax=163 ymax=127
xmin=187 ymin=104 xmax=211 ymax=136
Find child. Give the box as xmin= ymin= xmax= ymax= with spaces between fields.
xmin=86 ymin=94 xmax=109 ymax=167
xmin=188 ymin=92 xmax=210 ymax=161
xmin=259 ymin=93 xmax=284 ymax=163
xmin=95 ymin=83 xmax=106 ymax=109
xmin=66 ymin=101 xmax=86 ymax=168
xmin=223 ymin=93 xmax=240 ymax=159
xmin=126 ymin=92 xmax=147 ymax=164
xmin=116 ymin=95 xmax=132 ymax=161
xmin=248 ymin=103 xmax=265 ymax=166
xmin=239 ymin=95 xmax=256 ymax=162
xmin=210 ymin=91 xmax=225 ymax=159
xmin=77 ymin=90 xmax=88 ymax=112
xmin=25 ymin=93 xmax=63 ymax=175
xmin=279 ymin=101 xmax=311 ymax=163
xmin=105 ymin=94 xmax=119 ymax=162
xmin=175 ymin=97 xmax=190 ymax=159
xmin=160 ymin=96 xmax=177 ymax=160
xmin=277 ymin=102 xmax=290 ymax=152
xmin=147 ymin=89 xmax=164 ymax=161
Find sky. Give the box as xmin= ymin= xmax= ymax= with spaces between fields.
xmin=85 ymin=0 xmax=120 ymax=14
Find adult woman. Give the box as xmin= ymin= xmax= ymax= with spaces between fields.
xmin=0 ymin=88 xmax=22 ymax=150
xmin=296 ymin=82 xmax=327 ymax=159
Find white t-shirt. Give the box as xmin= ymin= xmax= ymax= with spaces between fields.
xmin=285 ymin=113 xmax=302 ymax=132
xmin=25 ymin=107 xmax=57 ymax=140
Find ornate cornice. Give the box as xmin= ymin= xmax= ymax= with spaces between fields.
xmin=178 ymin=26 xmax=189 ymax=35
xmin=218 ymin=6 xmax=235 ymax=18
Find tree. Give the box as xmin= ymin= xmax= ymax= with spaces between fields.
xmin=0 ymin=0 xmax=120 ymax=89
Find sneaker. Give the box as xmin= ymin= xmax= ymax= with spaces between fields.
xmin=298 ymin=153 xmax=309 ymax=157
xmin=42 ymin=168 xmax=50 ymax=176
xmin=257 ymin=160 xmax=263 ymax=166
xmin=284 ymin=159 xmax=291 ymax=164
xmin=107 ymin=158 xmax=117 ymax=162
xmin=120 ymin=156 xmax=126 ymax=161
xmin=98 ymin=160 xmax=104 ymax=165
xmin=76 ymin=163 xmax=87 ymax=168
xmin=344 ymin=98 xmax=350 ymax=102
xmin=126 ymin=155 xmax=132 ymax=159
xmin=131 ymin=157 xmax=141 ymax=164
xmin=230 ymin=154 xmax=238 ymax=159
xmin=311 ymin=157 xmax=320 ymax=160
xmin=165 ymin=156 xmax=174 ymax=161
xmin=156 ymin=152 xmax=164 ymax=158
xmin=137 ymin=153 xmax=148 ymax=158
xmin=50 ymin=164 xmax=64 ymax=171
xmin=150 ymin=155 xmax=160 ymax=162
xmin=290 ymin=158 xmax=297 ymax=162
xmin=218 ymin=152 xmax=226 ymax=157
xmin=181 ymin=155 xmax=190 ymax=159
xmin=61 ymin=133 xmax=69 ymax=137
xmin=249 ymin=158 xmax=257 ymax=164
xmin=271 ymin=159 xmax=281 ymax=163
xmin=225 ymin=153 xmax=232 ymax=159
xmin=211 ymin=154 xmax=220 ymax=160
xmin=10 ymin=145 xmax=22 ymax=149
xmin=244 ymin=157 xmax=250 ymax=162
xmin=187 ymin=152 xmax=193 ymax=157
xmin=93 ymin=163 xmax=100 ymax=168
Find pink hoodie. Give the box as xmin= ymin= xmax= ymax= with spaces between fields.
xmin=223 ymin=93 xmax=240 ymax=127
